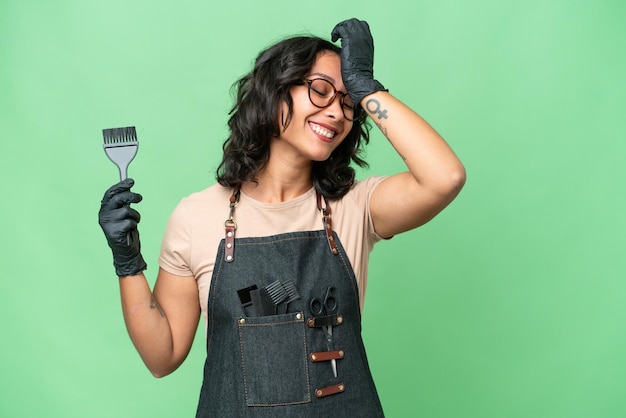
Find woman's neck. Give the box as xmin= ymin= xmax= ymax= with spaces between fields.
xmin=241 ymin=161 xmax=313 ymax=203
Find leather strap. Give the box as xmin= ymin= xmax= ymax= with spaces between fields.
xmin=307 ymin=314 xmax=343 ymax=328
xmin=314 ymin=383 xmax=346 ymax=398
xmin=316 ymin=192 xmax=339 ymax=255
xmin=310 ymin=349 xmax=345 ymax=362
xmin=224 ymin=188 xmax=240 ymax=263
xmin=226 ymin=189 xmax=336 ymax=262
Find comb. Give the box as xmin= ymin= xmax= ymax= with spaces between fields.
xmin=237 ymin=284 xmax=258 ymax=316
xmin=102 ymin=126 xmax=139 ymax=180
xmin=249 ymin=288 xmax=276 ymax=316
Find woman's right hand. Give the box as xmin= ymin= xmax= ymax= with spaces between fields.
xmin=331 ymin=18 xmax=387 ymax=106
xmin=98 ymin=178 xmax=147 ymax=276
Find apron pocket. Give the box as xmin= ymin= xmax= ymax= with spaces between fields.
xmin=237 ymin=312 xmax=311 ymax=406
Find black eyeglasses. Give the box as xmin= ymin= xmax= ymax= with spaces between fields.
xmin=302 ymin=78 xmax=360 ymax=121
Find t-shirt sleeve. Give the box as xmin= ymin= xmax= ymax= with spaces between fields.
xmin=158 ymin=200 xmax=194 ymax=277
xmin=355 ymin=176 xmax=389 ymax=244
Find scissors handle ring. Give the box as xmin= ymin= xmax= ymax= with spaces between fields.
xmin=309 ymin=286 xmax=339 ymax=317
xmin=309 ymin=297 xmax=325 ymax=316
xmin=323 ymin=286 xmax=338 ymax=315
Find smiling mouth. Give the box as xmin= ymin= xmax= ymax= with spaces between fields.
xmin=309 ymin=122 xmax=336 ymax=139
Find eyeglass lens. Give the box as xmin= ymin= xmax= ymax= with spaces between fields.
xmin=307 ymin=79 xmax=358 ymax=121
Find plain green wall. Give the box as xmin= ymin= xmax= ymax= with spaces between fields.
xmin=1 ymin=0 xmax=625 ymax=417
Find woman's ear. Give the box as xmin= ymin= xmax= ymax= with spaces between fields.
xmin=279 ymin=96 xmax=292 ymax=130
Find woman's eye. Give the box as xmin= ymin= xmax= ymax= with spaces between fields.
xmin=312 ymin=87 xmax=331 ymax=97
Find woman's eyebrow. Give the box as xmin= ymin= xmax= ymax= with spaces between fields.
xmin=309 ymin=72 xmax=336 ymax=83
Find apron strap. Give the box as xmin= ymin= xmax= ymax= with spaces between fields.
xmin=223 ymin=188 xmax=240 ymax=263
xmin=224 ymin=188 xmax=339 ymax=262
xmin=317 ymin=192 xmax=339 ymax=256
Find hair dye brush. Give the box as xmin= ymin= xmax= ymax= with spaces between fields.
xmin=102 ymin=126 xmax=138 ymax=180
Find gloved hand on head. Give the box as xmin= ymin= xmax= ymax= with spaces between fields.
xmin=331 ymin=18 xmax=387 ymax=107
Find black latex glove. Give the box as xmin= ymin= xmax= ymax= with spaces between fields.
xmin=331 ymin=18 xmax=387 ymax=106
xmin=98 ymin=178 xmax=147 ymax=277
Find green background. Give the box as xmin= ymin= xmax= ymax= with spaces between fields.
xmin=1 ymin=0 xmax=625 ymax=417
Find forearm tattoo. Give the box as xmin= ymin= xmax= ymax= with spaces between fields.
xmin=150 ymin=295 xmax=167 ymax=318
xmin=365 ymin=98 xmax=388 ymax=120
xmin=365 ymin=98 xmax=388 ymax=136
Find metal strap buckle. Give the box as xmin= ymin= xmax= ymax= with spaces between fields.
xmin=224 ymin=188 xmax=240 ymax=262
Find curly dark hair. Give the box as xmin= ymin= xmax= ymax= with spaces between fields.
xmin=215 ymin=35 xmax=371 ymax=200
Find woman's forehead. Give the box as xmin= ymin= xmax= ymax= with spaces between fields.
xmin=308 ymin=52 xmax=344 ymax=89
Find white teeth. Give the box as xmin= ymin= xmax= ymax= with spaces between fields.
xmin=310 ymin=123 xmax=335 ymax=139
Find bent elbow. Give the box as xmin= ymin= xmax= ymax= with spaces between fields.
xmin=439 ymin=164 xmax=466 ymax=198
xmin=451 ymin=165 xmax=466 ymax=193
xmin=150 ymin=368 xmax=173 ymax=379
xmin=147 ymin=362 xmax=179 ymax=379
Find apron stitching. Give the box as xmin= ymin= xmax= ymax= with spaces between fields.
xmin=235 ymin=234 xmax=329 ymax=246
xmin=237 ymin=313 xmax=312 ymax=406
xmin=237 ymin=321 xmax=251 ymax=404
xmin=332 ymin=235 xmax=364 ymax=317
xmin=206 ymin=252 xmax=225 ymax=353
xmin=301 ymin=317 xmax=312 ymax=402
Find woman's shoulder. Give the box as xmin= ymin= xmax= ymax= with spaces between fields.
xmin=169 ymin=183 xmax=234 ymax=220
xmin=166 ymin=183 xmax=233 ymax=230
xmin=181 ymin=183 xmax=233 ymax=204
xmin=328 ymin=176 xmax=387 ymax=217
xmin=342 ymin=176 xmax=387 ymax=201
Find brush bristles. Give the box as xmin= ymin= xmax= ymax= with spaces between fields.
xmin=102 ymin=126 xmax=137 ymax=144
xmin=265 ymin=280 xmax=287 ymax=304
xmin=283 ymin=281 xmax=300 ymax=303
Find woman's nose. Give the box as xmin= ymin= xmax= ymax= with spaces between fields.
xmin=324 ymin=94 xmax=345 ymax=119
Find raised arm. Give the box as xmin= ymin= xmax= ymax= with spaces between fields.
xmin=363 ymin=91 xmax=465 ymax=237
xmin=332 ymin=19 xmax=466 ymax=238
xmin=99 ymin=179 xmax=200 ymax=377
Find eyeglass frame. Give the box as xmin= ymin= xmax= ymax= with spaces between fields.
xmin=301 ymin=78 xmax=362 ymax=121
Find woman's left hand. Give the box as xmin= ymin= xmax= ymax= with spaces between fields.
xmin=331 ymin=18 xmax=387 ymax=106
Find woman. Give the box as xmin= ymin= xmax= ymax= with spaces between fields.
xmin=99 ymin=18 xmax=465 ymax=417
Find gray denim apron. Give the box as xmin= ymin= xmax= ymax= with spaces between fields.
xmin=195 ymin=190 xmax=384 ymax=417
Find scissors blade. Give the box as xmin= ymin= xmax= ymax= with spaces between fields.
xmin=325 ymin=325 xmax=337 ymax=378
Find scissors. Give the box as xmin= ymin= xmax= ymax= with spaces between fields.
xmin=309 ymin=286 xmax=338 ymax=377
